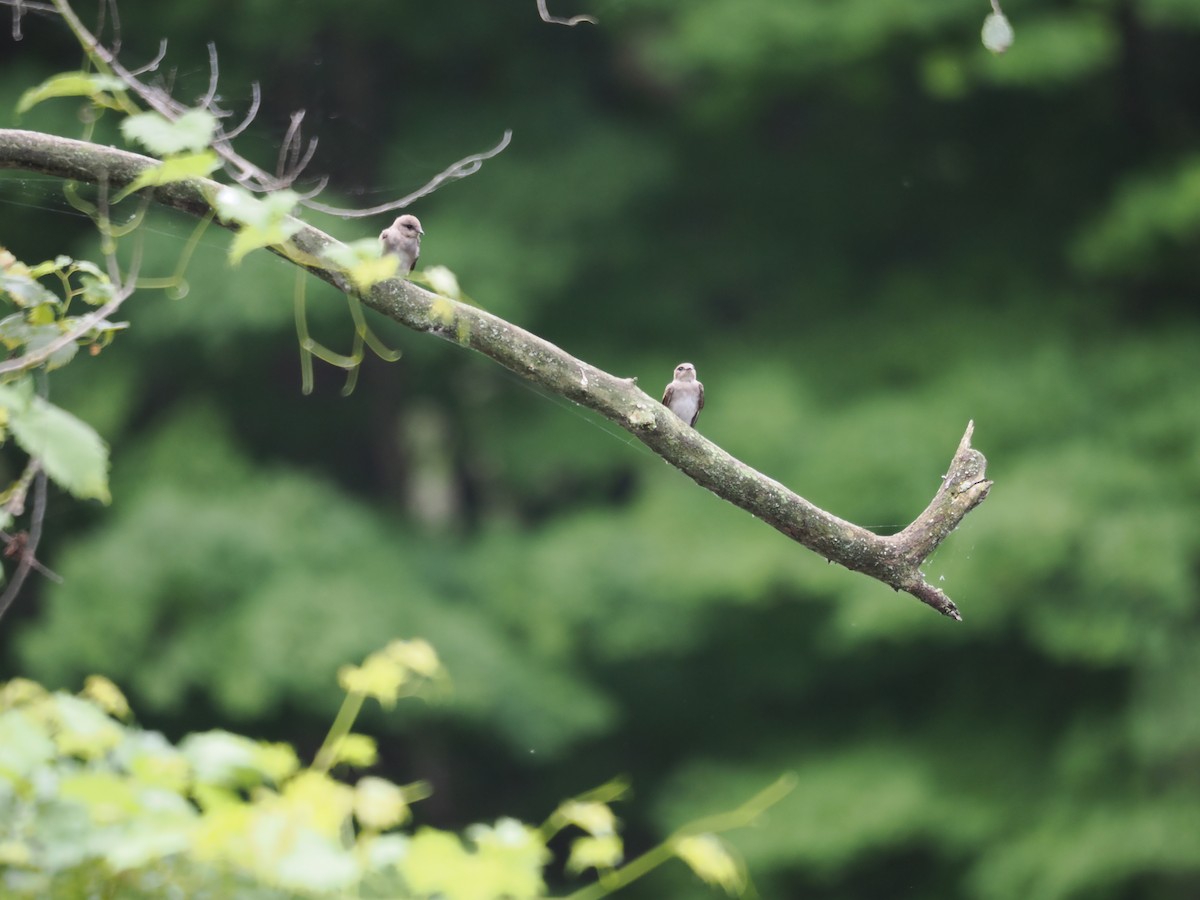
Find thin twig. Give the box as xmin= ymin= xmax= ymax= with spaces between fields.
xmin=222 ymin=82 xmax=260 ymax=140
xmin=199 ymin=41 xmax=221 ymax=110
xmin=6 ymin=0 xmax=62 ymax=40
xmin=0 ymin=447 xmax=61 ymax=623
xmin=304 ymin=129 xmax=514 ymax=218
xmin=127 ymin=38 xmax=168 ymax=77
xmin=96 ymin=0 xmax=116 ymax=53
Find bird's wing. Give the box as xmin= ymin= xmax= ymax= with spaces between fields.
xmin=662 ymin=384 xmax=674 ymax=406
xmin=697 ymin=382 xmax=705 ymax=412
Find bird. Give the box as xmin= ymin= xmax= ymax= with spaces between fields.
xmin=379 ymin=214 xmax=424 ymax=275
xmin=662 ymin=362 xmax=704 ymax=427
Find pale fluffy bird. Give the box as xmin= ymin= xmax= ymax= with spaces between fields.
xmin=662 ymin=362 xmax=704 ymax=427
xmin=379 ymin=214 xmax=424 ymax=275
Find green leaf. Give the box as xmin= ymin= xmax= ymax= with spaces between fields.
xmin=423 ymin=265 xmax=463 ymax=300
xmin=354 ymin=776 xmax=410 ymax=830
xmin=16 ymin=72 xmax=127 ymax=114
xmin=322 ymin=239 xmax=400 ymax=291
xmin=116 ymin=151 xmax=221 ymax=201
xmin=50 ymin=693 xmax=124 ymax=759
xmin=0 ymin=271 xmax=59 ymax=309
xmin=566 ymin=834 xmax=623 ymax=875
xmin=180 ymin=730 xmax=269 ymax=789
xmin=80 ymin=274 xmax=117 ymax=306
xmin=0 ymin=384 xmax=111 ymax=502
xmin=675 ymin=834 xmax=746 ymax=896
xmin=21 ymin=323 xmax=79 ymax=372
xmin=557 ymin=799 xmax=618 ymax=836
xmin=0 ymin=709 xmax=56 ymax=778
xmin=214 ymin=187 xmax=302 ymax=264
xmin=59 ymin=771 xmax=142 ymax=823
xmin=120 ymin=109 xmax=218 ymax=156
xmin=399 ymin=821 xmax=548 ymax=900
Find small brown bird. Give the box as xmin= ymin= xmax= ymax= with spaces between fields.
xmin=379 ymin=214 xmax=424 ymax=275
xmin=662 ymin=362 xmax=704 ymax=427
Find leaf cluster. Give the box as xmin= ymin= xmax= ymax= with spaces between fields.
xmin=0 ymin=640 xmax=777 ymax=899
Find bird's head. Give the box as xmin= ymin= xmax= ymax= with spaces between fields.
xmin=674 ymin=362 xmax=697 ymax=381
xmin=392 ymin=214 xmax=424 ymax=239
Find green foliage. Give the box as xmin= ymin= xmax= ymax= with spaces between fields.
xmin=0 ymin=251 xmax=117 ymax=502
xmin=212 ymin=187 xmax=302 ymax=264
xmin=0 ymin=643 xmax=787 ymax=899
xmin=0 ymin=251 xmax=124 ymax=371
xmin=1072 ymin=155 xmax=1200 ymax=277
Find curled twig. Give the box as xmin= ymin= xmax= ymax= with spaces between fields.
xmin=536 ymin=0 xmax=596 ymax=27
xmin=222 ymin=82 xmax=260 ymax=140
xmin=127 ymin=38 xmax=167 ymax=77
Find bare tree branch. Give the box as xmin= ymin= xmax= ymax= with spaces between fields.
xmin=0 ymin=129 xmax=993 ymax=618
xmin=0 ymin=446 xmax=62 ymax=623
xmin=537 ymin=0 xmax=597 ymax=27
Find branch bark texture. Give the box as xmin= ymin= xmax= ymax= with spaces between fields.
xmin=0 ymin=128 xmax=992 ymax=619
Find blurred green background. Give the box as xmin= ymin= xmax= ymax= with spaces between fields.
xmin=2 ymin=0 xmax=1199 ymax=896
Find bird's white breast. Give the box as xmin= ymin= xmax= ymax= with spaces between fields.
xmin=669 ymin=392 xmax=700 ymax=423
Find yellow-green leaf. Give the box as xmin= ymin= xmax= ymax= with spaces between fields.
xmin=322 ymin=239 xmax=400 ymax=291
xmin=385 ymin=638 xmax=444 ymax=679
xmin=557 ymin=799 xmax=618 ymax=836
xmin=17 ymin=72 xmax=126 ymax=114
xmin=330 ymin=732 xmax=378 ymax=769
xmin=121 ymin=109 xmax=218 ymax=156
xmin=116 ymin=151 xmax=220 ymax=201
xmin=0 ymin=385 xmax=110 ymax=503
xmin=354 ymin=776 xmax=411 ymax=830
xmin=338 ymin=653 xmax=409 ymax=707
xmin=566 ymin=834 xmax=623 ymax=875
xmin=81 ymin=675 xmax=130 ymax=720
xmin=675 ymin=834 xmax=745 ymax=896
xmin=215 ymin=187 xmax=302 ymax=264
xmin=424 ymin=265 xmax=463 ymax=300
